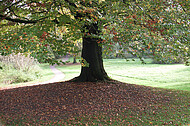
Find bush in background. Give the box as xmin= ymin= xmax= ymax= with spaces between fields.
xmin=0 ymin=53 xmax=42 ymax=84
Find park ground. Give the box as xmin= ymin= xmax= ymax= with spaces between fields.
xmin=0 ymin=58 xmax=190 ymax=125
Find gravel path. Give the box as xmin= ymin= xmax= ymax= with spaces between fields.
xmin=24 ymin=64 xmax=65 ymax=87
xmin=32 ymin=58 xmax=69 ymax=85
xmin=37 ymin=65 xmax=65 ymax=84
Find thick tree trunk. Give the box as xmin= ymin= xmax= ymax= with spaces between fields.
xmin=72 ymin=36 xmax=110 ymax=82
xmin=73 ymin=56 xmax=77 ymax=64
xmin=71 ymin=23 xmax=110 ymax=82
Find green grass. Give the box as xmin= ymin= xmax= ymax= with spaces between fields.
xmin=56 ymin=58 xmax=190 ymax=91
xmin=104 ymin=59 xmax=190 ymax=91
xmin=1 ymin=58 xmax=189 ymax=91
xmin=56 ymin=64 xmax=81 ymax=81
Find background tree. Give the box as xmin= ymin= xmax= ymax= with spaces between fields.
xmin=0 ymin=0 xmax=189 ymax=82
xmin=101 ymin=1 xmax=189 ymax=64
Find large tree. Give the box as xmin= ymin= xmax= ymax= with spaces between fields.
xmin=0 ymin=0 xmax=189 ymax=82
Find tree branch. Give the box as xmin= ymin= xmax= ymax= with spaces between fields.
xmin=64 ymin=0 xmax=83 ymax=20
xmin=0 ymin=14 xmax=60 ymax=24
xmin=0 ymin=14 xmax=38 ymax=24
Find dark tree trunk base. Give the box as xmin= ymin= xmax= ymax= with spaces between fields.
xmin=70 ymin=35 xmax=110 ymax=82
xmin=70 ymin=75 xmax=111 ymax=82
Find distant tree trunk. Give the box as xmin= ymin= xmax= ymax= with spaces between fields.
xmin=73 ymin=55 xmax=77 ymax=64
xmin=72 ymin=23 xmax=110 ymax=82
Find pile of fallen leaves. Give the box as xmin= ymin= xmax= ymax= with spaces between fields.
xmin=0 ymin=80 xmax=189 ymax=125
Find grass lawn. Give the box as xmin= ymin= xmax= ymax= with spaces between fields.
xmin=56 ymin=63 xmax=81 ymax=81
xmin=104 ymin=59 xmax=190 ymax=91
xmin=1 ymin=58 xmax=189 ymax=91
xmin=56 ymin=58 xmax=190 ymax=91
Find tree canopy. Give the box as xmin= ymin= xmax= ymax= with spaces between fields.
xmin=0 ymin=0 xmax=189 ymax=79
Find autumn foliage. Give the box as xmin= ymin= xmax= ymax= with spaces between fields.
xmin=0 ymin=0 xmax=189 ymax=65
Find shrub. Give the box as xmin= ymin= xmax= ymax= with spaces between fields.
xmin=0 ymin=53 xmax=42 ymax=84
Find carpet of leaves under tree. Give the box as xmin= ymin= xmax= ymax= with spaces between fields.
xmin=0 ymin=80 xmax=189 ymax=125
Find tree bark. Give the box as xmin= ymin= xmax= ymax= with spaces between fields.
xmin=73 ymin=56 xmax=77 ymax=64
xmin=70 ymin=23 xmax=110 ymax=82
xmin=72 ymin=36 xmax=110 ymax=82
